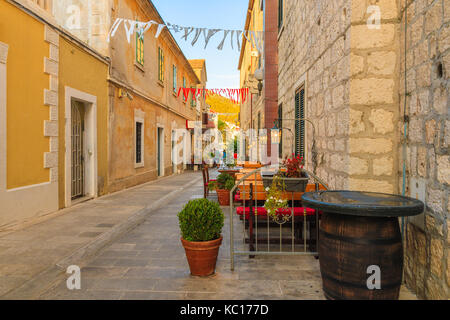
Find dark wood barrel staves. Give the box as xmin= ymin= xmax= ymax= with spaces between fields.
xmin=320 ymin=213 xmax=402 ymax=300
xmin=302 ymin=191 xmax=424 ymax=300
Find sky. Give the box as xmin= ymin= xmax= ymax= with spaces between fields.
xmin=152 ymin=0 xmax=248 ymax=89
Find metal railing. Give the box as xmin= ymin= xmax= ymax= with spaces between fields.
xmin=229 ymin=166 xmax=328 ymax=271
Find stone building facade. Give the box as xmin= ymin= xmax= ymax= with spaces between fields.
xmin=400 ymin=0 xmax=449 ymax=300
xmin=0 ymin=0 xmax=110 ymax=228
xmin=278 ymin=0 xmax=448 ymax=299
xmin=239 ymin=0 xmax=265 ymax=158
xmin=52 ymin=0 xmax=205 ymax=193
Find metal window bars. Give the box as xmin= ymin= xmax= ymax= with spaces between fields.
xmin=229 ymin=166 xmax=329 ymax=271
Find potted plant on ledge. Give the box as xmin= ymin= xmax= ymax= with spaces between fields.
xmin=262 ymin=155 xmax=309 ymax=192
xmin=178 ymin=198 xmax=224 ymax=277
xmin=208 ymin=173 xmax=235 ymax=206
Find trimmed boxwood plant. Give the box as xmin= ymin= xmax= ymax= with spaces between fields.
xmin=208 ymin=173 xmax=235 ymax=191
xmin=178 ymin=198 xmax=224 ymax=242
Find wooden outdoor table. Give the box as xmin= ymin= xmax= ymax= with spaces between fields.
xmin=237 ymin=161 xmax=262 ymax=169
xmin=237 ymin=181 xmax=325 ymax=201
xmin=235 ymin=173 xmax=262 ymax=181
xmin=218 ymin=168 xmax=241 ymax=179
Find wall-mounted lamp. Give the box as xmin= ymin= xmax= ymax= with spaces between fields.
xmin=271 ymin=128 xmax=280 ymax=145
xmin=254 ymin=68 xmax=264 ymax=96
xmin=118 ymin=88 xmax=133 ymax=100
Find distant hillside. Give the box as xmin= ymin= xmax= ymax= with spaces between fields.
xmin=206 ymin=94 xmax=240 ymax=126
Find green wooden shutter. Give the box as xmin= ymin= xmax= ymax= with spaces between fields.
xmin=183 ymin=77 xmax=187 ymax=102
xmin=173 ymin=65 xmax=177 ymax=93
xmin=278 ymin=0 xmax=283 ymax=30
xmin=278 ymin=104 xmax=283 ymax=157
xmin=295 ymin=88 xmax=305 ymax=158
xmin=136 ymin=30 xmax=144 ymax=66
xmin=158 ymin=48 xmax=164 ymax=82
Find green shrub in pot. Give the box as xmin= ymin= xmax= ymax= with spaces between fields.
xmin=178 ymin=198 xmax=224 ymax=242
xmin=209 ymin=173 xmax=235 ymax=191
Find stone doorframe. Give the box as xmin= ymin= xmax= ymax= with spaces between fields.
xmin=64 ymin=86 xmax=98 ymax=207
xmin=156 ymin=124 xmax=165 ymax=177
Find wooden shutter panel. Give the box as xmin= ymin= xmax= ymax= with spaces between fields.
xmin=295 ymin=88 xmax=305 ymax=158
xmin=278 ymin=104 xmax=283 ymax=157
xmin=136 ymin=122 xmax=142 ymax=164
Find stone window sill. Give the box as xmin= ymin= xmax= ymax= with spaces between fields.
xmin=135 ymin=162 xmax=145 ymax=169
xmin=277 ymin=25 xmax=285 ymax=40
xmin=134 ymin=62 xmax=145 ymax=73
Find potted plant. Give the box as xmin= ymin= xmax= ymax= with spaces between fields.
xmin=262 ymin=155 xmax=309 ymax=192
xmin=178 ymin=198 xmax=224 ymax=277
xmin=209 ymin=173 xmax=235 ymax=206
xmin=264 ymin=176 xmax=289 ymax=220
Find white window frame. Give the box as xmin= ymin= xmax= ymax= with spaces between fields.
xmin=134 ymin=110 xmax=145 ymax=168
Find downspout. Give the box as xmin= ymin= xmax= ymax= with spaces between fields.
xmin=401 ymin=1 xmax=409 ymax=239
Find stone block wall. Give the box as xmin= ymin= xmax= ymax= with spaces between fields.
xmin=278 ymin=0 xmax=352 ymax=190
xmin=279 ymin=0 xmax=448 ymax=299
xmin=400 ymin=0 xmax=449 ymax=300
xmin=348 ymin=0 xmax=402 ymax=194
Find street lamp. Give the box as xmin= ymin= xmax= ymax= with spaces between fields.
xmin=270 ymin=128 xmax=280 ymax=145
xmin=254 ymin=69 xmax=264 ymax=96
xmin=273 ymin=118 xmax=318 ymax=173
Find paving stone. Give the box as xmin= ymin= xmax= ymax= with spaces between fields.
xmin=113 ymin=258 xmax=151 ymax=267
xmin=8 ymin=170 xmax=420 ymax=300
xmin=95 ymin=224 xmax=115 ymax=228
xmin=100 ymin=250 xmax=140 ymax=258
xmin=80 ymin=266 xmax=129 ymax=279
xmin=78 ymin=232 xmax=104 ymax=238
xmin=90 ymin=278 xmax=157 ymax=291
xmin=121 ymin=291 xmax=186 ymax=300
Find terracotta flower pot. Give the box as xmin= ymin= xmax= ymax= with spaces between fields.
xmin=181 ymin=237 xmax=223 ymax=277
xmin=216 ymin=189 xmax=231 ymax=206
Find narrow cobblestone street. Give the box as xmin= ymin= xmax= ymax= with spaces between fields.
xmin=0 ymin=171 xmax=417 ymax=300
xmin=0 ymin=172 xmax=201 ymax=298
xmin=35 ymin=170 xmax=327 ymax=300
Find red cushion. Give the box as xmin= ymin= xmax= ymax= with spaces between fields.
xmin=236 ymin=207 xmax=251 ymax=215
xmin=236 ymin=207 xmax=319 ymax=219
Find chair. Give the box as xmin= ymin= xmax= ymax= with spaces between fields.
xmin=202 ymin=165 xmax=216 ymax=198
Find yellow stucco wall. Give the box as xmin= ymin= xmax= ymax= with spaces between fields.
xmin=0 ymin=0 xmax=50 ymax=189
xmin=58 ymin=37 xmax=109 ymax=208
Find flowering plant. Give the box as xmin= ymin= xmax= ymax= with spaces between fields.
xmin=264 ymin=175 xmax=288 ymax=219
xmin=278 ymin=154 xmax=306 ymax=178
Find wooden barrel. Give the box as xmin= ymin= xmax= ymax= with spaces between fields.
xmin=319 ymin=212 xmax=403 ymax=300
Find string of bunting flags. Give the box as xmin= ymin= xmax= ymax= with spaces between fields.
xmin=107 ymin=18 xmax=264 ymax=53
xmin=177 ymin=88 xmax=250 ymax=104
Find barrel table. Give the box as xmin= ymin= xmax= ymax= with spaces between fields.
xmin=302 ymin=191 xmax=424 ymax=300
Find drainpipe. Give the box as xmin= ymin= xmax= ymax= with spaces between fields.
xmin=401 ymin=2 xmax=409 ymax=239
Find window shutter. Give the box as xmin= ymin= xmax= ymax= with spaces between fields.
xmin=173 ymin=65 xmax=177 ymax=93
xmin=295 ymin=88 xmax=305 ymax=158
xmin=136 ymin=122 xmax=142 ymax=164
xmin=278 ymin=0 xmax=283 ymax=30
xmin=278 ymin=104 xmax=283 ymax=157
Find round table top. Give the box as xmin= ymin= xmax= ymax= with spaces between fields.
xmin=302 ymin=191 xmax=424 ymax=217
